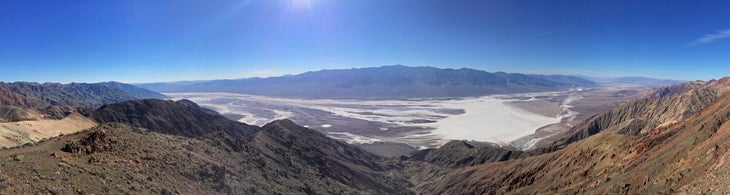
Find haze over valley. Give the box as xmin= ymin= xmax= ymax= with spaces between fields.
xmin=156 ymin=66 xmax=658 ymax=156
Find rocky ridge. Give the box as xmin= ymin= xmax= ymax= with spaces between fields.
xmin=138 ymin=65 xmax=594 ymax=99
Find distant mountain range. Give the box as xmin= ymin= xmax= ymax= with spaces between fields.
xmin=0 ymin=81 xmax=166 ymax=119
xmin=137 ymin=65 xmax=595 ymax=98
xmin=585 ymin=76 xmax=685 ymax=87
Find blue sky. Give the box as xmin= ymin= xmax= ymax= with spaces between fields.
xmin=1 ymin=0 xmax=729 ymax=83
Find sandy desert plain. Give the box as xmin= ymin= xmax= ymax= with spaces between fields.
xmin=167 ymin=84 xmax=651 ymax=157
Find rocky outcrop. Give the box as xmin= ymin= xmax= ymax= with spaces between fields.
xmin=61 ymin=130 xmax=115 ymax=155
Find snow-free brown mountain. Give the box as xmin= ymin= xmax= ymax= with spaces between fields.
xmin=404 ymin=77 xmax=730 ymax=194
xmin=0 ymin=82 xmax=168 ymax=148
xmin=4 ymin=78 xmax=730 ymax=193
xmin=406 ymin=81 xmax=719 ymax=168
xmin=138 ymin=65 xmax=595 ymax=98
xmin=0 ymin=81 xmax=167 ymax=119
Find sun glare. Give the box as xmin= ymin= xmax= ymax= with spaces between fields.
xmin=290 ymin=0 xmax=313 ymax=10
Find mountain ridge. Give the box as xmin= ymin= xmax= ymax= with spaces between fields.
xmin=0 ymin=81 xmax=167 ymax=119
xmin=137 ymin=65 xmax=595 ymax=98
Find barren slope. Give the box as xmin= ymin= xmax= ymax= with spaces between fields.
xmin=0 ymin=113 xmax=96 ymax=148
xmin=406 ymin=78 xmax=730 ymax=194
xmin=0 ymin=99 xmax=411 ymax=194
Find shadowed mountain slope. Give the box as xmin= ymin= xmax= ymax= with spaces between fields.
xmin=138 ymin=65 xmax=594 ymax=98
xmin=0 ymin=82 xmax=149 ymax=108
xmin=252 ymin=119 xmax=411 ymax=193
xmin=96 ymin=81 xmax=168 ymax=99
xmin=0 ymin=105 xmax=37 ymax=122
xmin=91 ymin=99 xmax=259 ymax=138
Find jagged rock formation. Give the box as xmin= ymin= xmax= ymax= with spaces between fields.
xmin=138 ymin=65 xmax=594 ymax=98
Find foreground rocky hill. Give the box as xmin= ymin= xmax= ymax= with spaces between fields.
xmin=0 ymin=99 xmax=411 ymax=194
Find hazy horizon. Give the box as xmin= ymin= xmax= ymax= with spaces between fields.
xmin=2 ymin=0 xmax=730 ymax=83
xmin=0 ymin=65 xmax=691 ymax=85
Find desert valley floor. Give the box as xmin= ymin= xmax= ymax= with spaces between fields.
xmin=167 ymin=84 xmax=650 ymax=156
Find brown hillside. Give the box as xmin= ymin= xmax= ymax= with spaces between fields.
xmin=0 ymin=121 xmax=412 ymax=194
xmin=406 ymin=82 xmax=730 ymax=194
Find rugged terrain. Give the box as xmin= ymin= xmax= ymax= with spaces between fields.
xmin=404 ymin=77 xmax=730 ymax=194
xmin=2 ymin=78 xmax=730 ymax=194
xmin=0 ymin=81 xmax=165 ymax=119
xmin=0 ymin=82 xmax=166 ymax=148
xmin=0 ymin=99 xmax=412 ymax=194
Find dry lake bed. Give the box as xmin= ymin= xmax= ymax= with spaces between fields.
xmin=167 ymin=85 xmax=649 ymax=157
